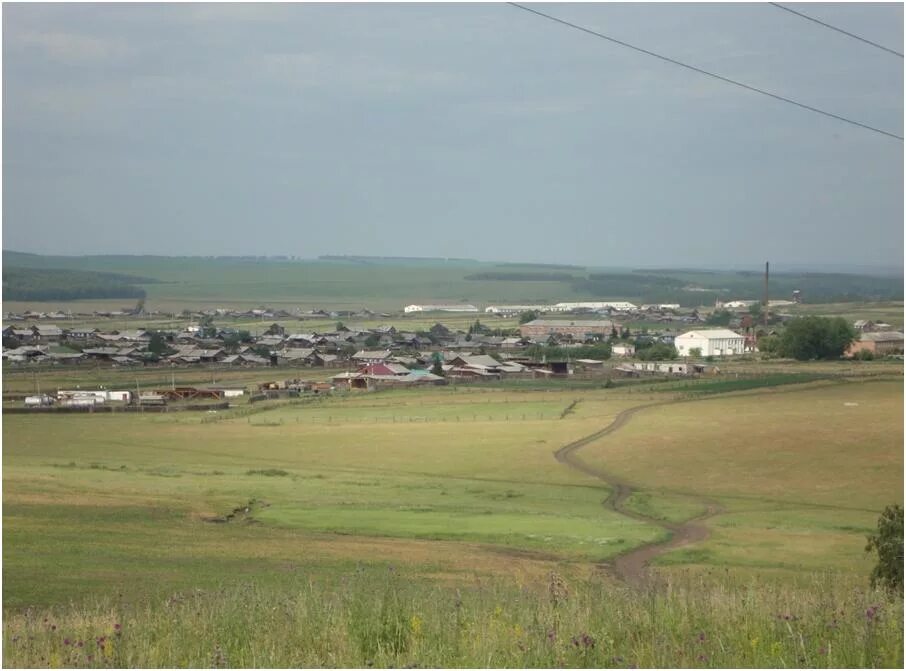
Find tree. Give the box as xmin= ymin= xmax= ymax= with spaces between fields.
xmin=748 ymin=302 xmax=763 ymax=319
xmin=636 ymin=343 xmax=678 ymax=361
xmin=147 ymin=332 xmax=172 ymax=356
xmin=688 ymin=347 xmax=702 ymax=358
xmin=610 ymin=325 xmax=618 ymax=340
xmin=706 ymin=309 xmax=732 ymax=326
xmin=430 ymin=352 xmax=445 ymax=377
xmin=776 ymin=316 xmax=855 ymax=361
xmin=364 ymin=334 xmax=381 ymax=348
xmin=519 ymin=310 xmax=540 ymax=324
xmin=756 ymin=334 xmax=780 ymax=357
xmin=865 ymin=504 xmax=903 ymax=594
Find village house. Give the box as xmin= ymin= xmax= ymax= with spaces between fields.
xmin=352 ymin=349 xmax=393 ymax=364
xmin=845 ymin=331 xmax=904 ymax=357
xmin=611 ymin=343 xmax=635 ymax=357
xmin=519 ymin=319 xmax=616 ymax=341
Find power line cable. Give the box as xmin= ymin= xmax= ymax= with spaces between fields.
xmin=507 ymin=2 xmax=903 ymax=141
xmin=770 ymin=3 xmax=903 ymax=58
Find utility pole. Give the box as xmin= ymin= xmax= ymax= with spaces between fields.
xmin=763 ymin=261 xmax=770 ymax=328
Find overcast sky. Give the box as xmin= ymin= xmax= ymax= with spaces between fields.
xmin=2 ymin=2 xmax=903 ymax=269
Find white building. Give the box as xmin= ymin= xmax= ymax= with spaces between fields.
xmin=719 ymin=300 xmax=758 ymax=310
xmin=675 ymin=329 xmax=745 ymax=357
xmin=611 ymin=344 xmax=635 ymax=357
xmin=549 ymin=301 xmax=638 ymax=312
xmin=404 ymin=304 xmax=479 ymax=313
xmin=484 ymin=304 xmax=553 ymax=314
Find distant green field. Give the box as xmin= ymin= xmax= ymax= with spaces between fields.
xmin=4 ymin=250 xmax=902 ymax=312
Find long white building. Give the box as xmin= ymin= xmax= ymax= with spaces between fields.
xmin=403 ymin=304 xmax=479 ymax=313
xmin=549 ymin=301 xmax=638 ymax=312
xmin=675 ymin=329 xmax=745 ymax=357
xmin=484 ymin=304 xmax=552 ymax=314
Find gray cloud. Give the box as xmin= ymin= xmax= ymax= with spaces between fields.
xmin=2 ymin=2 xmax=902 ymax=269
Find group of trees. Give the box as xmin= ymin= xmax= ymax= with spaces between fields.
xmin=758 ymin=316 xmax=856 ymax=361
xmin=3 ymin=267 xmax=153 ymax=301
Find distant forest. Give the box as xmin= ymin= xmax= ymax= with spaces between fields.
xmin=3 ymin=267 xmax=154 ymax=301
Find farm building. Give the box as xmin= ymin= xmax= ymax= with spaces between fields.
xmin=57 ymin=390 xmax=132 ymax=403
xmin=520 ymin=319 xmax=616 ymax=340
xmin=675 ymin=329 xmax=745 ymax=357
xmin=628 ymin=361 xmax=689 ymax=375
xmin=25 ymin=394 xmax=55 ymax=407
xmin=845 ymin=332 xmax=904 ymax=357
xmin=548 ymin=302 xmax=637 ymax=312
xmin=404 ymin=304 xmax=479 ymax=313
xmin=611 ymin=343 xmax=635 ymax=357
xmin=484 ymin=304 xmax=552 ymax=315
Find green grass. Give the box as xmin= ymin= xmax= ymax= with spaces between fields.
xmin=575 ymin=381 xmax=903 ymax=574
xmin=2 ymin=568 xmax=902 ymax=668
xmin=3 ymin=387 xmax=658 ymax=608
xmin=621 ymin=491 xmax=708 ymax=524
xmin=3 ymin=369 xmax=904 ymax=667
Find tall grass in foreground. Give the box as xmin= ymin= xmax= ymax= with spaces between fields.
xmin=4 ymin=569 xmax=901 ymax=668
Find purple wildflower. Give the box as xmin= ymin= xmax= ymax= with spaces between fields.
xmin=64 ymin=639 xmax=71 ymax=646
xmin=698 ymin=632 xmax=706 ymax=642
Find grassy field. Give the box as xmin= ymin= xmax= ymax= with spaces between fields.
xmin=3 ymin=371 xmax=903 ymax=667
xmin=4 ymin=387 xmax=672 ymax=609
xmin=576 ymin=381 xmax=903 ymax=575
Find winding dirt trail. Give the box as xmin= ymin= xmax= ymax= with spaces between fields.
xmin=554 ymin=401 xmax=723 ymax=587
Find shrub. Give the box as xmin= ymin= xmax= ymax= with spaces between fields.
xmin=866 ymin=504 xmax=904 ymax=595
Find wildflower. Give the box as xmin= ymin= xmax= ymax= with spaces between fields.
xmin=51 ymin=625 xmax=56 ymax=631
xmin=697 ymin=632 xmax=706 ymax=643
xmin=819 ymin=646 xmax=827 ymax=655
xmin=750 ymin=636 xmax=759 ymax=650
xmin=64 ymin=639 xmax=71 ymax=646
xmin=546 ymin=629 xmax=557 ymax=644
xmin=698 ymin=654 xmax=707 ymax=662
xmin=410 ymin=615 xmax=422 ymax=636
xmin=580 ymin=633 xmax=595 ymax=649
xmin=865 ymin=605 xmax=880 ymax=622
xmin=114 ymin=623 xmax=121 ymax=631
xmin=77 ymin=641 xmax=84 ymax=648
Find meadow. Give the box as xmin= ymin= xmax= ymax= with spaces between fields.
xmin=2 ymin=371 xmax=903 ymax=667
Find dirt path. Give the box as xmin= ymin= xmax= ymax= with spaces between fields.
xmin=554 ymin=401 xmax=723 ymax=586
